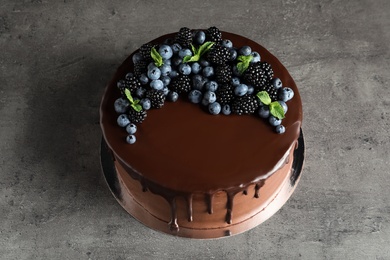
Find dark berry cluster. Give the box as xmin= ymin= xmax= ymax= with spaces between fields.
xmin=113 ymin=27 xmax=295 ymax=144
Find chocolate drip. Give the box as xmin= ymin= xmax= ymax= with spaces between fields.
xmin=225 ymin=192 xmax=235 ymax=224
xmin=141 ymin=180 xmax=148 ymax=192
xmin=206 ymin=193 xmax=214 ymax=214
xmin=168 ymin=197 xmax=179 ymax=232
xmin=186 ymin=194 xmax=193 ymax=222
xmin=254 ymin=180 xmax=265 ymax=198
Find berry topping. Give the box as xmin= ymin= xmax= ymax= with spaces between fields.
xmin=112 ymin=26 xmax=296 ymax=143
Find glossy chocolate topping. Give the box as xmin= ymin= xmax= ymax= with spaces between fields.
xmin=100 ymin=31 xmax=302 ymax=229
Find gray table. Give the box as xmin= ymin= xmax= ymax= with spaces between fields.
xmin=1 ymin=1 xmax=389 ymax=259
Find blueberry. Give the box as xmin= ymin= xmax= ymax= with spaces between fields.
xmin=251 ymin=51 xmax=261 ymax=63
xmin=178 ymin=48 xmax=192 ymax=58
xmin=205 ymin=81 xmax=218 ymax=92
xmin=192 ymin=74 xmax=207 ymax=90
xmin=272 ymin=78 xmax=283 ymax=89
xmin=278 ymin=101 xmax=288 ymax=113
xmin=158 ymin=45 xmax=173 ymax=60
xmin=209 ymin=102 xmax=221 ymax=115
xmin=239 ymin=46 xmax=252 ymax=56
xmin=229 ymin=49 xmax=238 ymax=61
xmin=222 ymin=104 xmax=231 ymax=115
xmin=125 ymin=73 xmax=134 ymax=80
xmin=114 ymin=98 xmax=130 ymax=114
xmin=162 ymin=86 xmax=169 ymax=96
xmin=247 ymin=85 xmax=254 ymax=95
xmin=278 ymin=87 xmax=294 ymax=102
xmin=231 ymin=77 xmax=240 ymax=87
xmin=117 ymin=80 xmax=125 ymax=89
xmin=135 ymin=87 xmax=146 ymax=98
xmin=275 ymin=125 xmax=285 ymax=134
xmin=126 ymin=123 xmax=137 ymax=134
xmin=167 ymin=91 xmax=179 ymax=102
xmin=147 ymin=67 xmax=161 ymax=80
xmin=202 ymin=66 xmax=214 ymax=78
xmin=232 ymin=65 xmax=241 ymax=76
xmin=150 ymin=79 xmax=164 ymax=90
xmin=188 ymin=89 xmax=203 ymax=104
xmin=147 ymin=62 xmax=157 ymax=71
xmin=179 ymin=63 xmax=192 ymax=75
xmin=221 ymin=39 xmax=233 ymax=48
xmin=201 ymin=97 xmax=210 ymax=106
xmin=194 ymin=31 xmax=206 ymax=45
xmin=161 ymin=75 xmax=171 ymax=86
xmin=171 ymin=43 xmax=182 ymax=54
xmin=204 ymin=91 xmax=216 ymax=104
xmin=172 ymin=56 xmax=182 ymax=66
xmin=126 ymin=135 xmax=136 ymax=144
xmin=132 ymin=52 xmax=143 ymax=64
xmin=160 ymin=64 xmax=172 ymax=76
xmin=269 ymin=116 xmax=282 ymax=126
xmin=170 ymin=70 xmax=179 ymax=78
xmin=117 ymin=114 xmax=130 ymax=127
xmin=139 ymin=74 xmax=149 ymax=85
xmin=164 ymin=59 xmax=171 ymax=65
xmin=191 ymin=62 xmax=201 ymax=74
xmin=140 ymin=98 xmax=151 ymax=110
xmin=234 ymin=84 xmax=248 ymax=96
xmin=199 ymin=59 xmax=210 ymax=67
xmin=258 ymin=106 xmax=270 ymax=118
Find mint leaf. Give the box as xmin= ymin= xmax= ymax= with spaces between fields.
xmin=256 ymin=91 xmax=271 ymax=105
xmin=151 ymin=47 xmax=163 ymax=67
xmin=183 ymin=55 xmax=199 ymax=63
xmin=131 ymin=103 xmax=142 ymax=112
xmin=183 ymin=42 xmax=214 ymax=63
xmin=124 ymin=89 xmax=134 ymax=103
xmin=191 ymin=44 xmax=197 ymax=54
xmin=125 ymin=89 xmax=142 ymax=112
xmin=236 ymin=55 xmax=253 ymax=74
xmin=236 ymin=63 xmax=246 ymax=75
xmin=198 ymin=41 xmax=214 ymax=56
xmin=269 ymin=101 xmax=285 ymax=119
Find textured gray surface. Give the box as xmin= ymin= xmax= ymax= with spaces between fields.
xmin=1 ymin=0 xmax=389 ymax=259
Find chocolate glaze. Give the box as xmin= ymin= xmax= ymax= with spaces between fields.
xmin=100 ymin=31 xmax=303 ymax=231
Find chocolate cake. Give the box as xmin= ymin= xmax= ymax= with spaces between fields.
xmin=100 ymin=27 xmax=303 ymax=239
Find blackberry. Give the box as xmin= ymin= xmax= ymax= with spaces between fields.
xmin=170 ymin=74 xmax=191 ymax=94
xmin=139 ymin=43 xmax=155 ymax=61
xmin=216 ymin=83 xmax=234 ymax=105
xmin=175 ymin=27 xmax=192 ymax=48
xmin=243 ymin=62 xmax=267 ymax=90
xmin=145 ymin=89 xmax=166 ymax=109
xmin=134 ymin=60 xmax=148 ymax=77
xmin=128 ymin=108 xmax=147 ymax=124
xmin=117 ymin=76 xmax=141 ymax=95
xmin=231 ymin=94 xmax=259 ymax=115
xmin=206 ymin=26 xmax=222 ymax=43
xmin=215 ymin=64 xmax=232 ymax=84
xmin=261 ymin=84 xmax=278 ymax=101
xmin=259 ymin=62 xmax=274 ymax=82
xmin=207 ymin=45 xmax=231 ymax=65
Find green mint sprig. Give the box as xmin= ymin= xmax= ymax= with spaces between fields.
xmin=151 ymin=47 xmax=163 ymax=67
xmin=124 ymin=89 xmax=142 ymax=112
xmin=236 ymin=55 xmax=253 ymax=75
xmin=256 ymin=91 xmax=285 ymax=119
xmin=183 ymin=42 xmax=215 ymax=63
